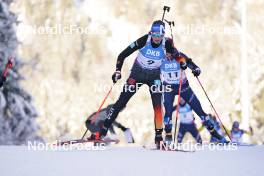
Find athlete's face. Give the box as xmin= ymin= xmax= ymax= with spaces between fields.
xmin=180 ymin=98 xmax=185 ymax=105
xmin=233 ymin=126 xmax=239 ymax=131
xmin=151 ymin=32 xmax=164 ymax=44
xmin=232 ymin=122 xmax=239 ymax=131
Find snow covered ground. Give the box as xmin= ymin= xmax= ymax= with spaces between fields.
xmin=0 ymin=145 xmax=263 ymax=176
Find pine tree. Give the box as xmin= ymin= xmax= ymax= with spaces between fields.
xmin=0 ymin=0 xmax=42 ymax=144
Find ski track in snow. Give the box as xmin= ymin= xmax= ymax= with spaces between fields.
xmin=0 ymin=145 xmax=263 ymax=176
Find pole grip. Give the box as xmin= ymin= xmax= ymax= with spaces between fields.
xmin=162 ymin=6 xmax=170 ymax=21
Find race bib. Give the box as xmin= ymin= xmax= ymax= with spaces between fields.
xmin=136 ymin=53 xmax=162 ymax=69
xmin=161 ymin=70 xmax=186 ymax=84
xmin=180 ymin=111 xmax=194 ymax=124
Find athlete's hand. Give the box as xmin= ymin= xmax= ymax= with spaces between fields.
xmin=180 ymin=62 xmax=187 ymax=70
xmin=166 ymin=53 xmax=173 ymax=60
xmin=112 ymin=70 xmax=121 ymax=83
xmin=192 ymin=67 xmax=201 ymax=77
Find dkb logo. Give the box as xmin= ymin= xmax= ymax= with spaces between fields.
xmin=146 ymin=49 xmax=160 ymax=57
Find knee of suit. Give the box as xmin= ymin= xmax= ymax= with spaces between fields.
xmin=114 ymin=100 xmax=127 ymax=112
xmin=187 ymin=93 xmax=207 ymax=117
xmin=203 ymin=116 xmax=215 ymax=131
xmin=164 ymin=110 xmax=173 ymax=118
xmin=164 ymin=116 xmax=171 ymax=123
xmin=164 ymin=103 xmax=174 ymax=116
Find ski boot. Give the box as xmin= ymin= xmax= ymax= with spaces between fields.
xmin=87 ymin=133 xmax=97 ymax=140
xmin=98 ymin=125 xmax=108 ymax=139
xmin=92 ymin=126 xmax=118 ymax=146
xmin=164 ymin=116 xmax=173 ymax=146
xmin=165 ymin=133 xmax=173 ymax=146
xmin=86 ymin=132 xmax=102 ymax=146
xmin=155 ymin=129 xmax=164 ymax=149
xmin=202 ymin=115 xmax=228 ymax=143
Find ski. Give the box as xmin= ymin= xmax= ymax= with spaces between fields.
xmin=56 ymin=138 xmax=120 ymax=146
xmin=232 ymin=143 xmax=256 ymax=147
xmin=142 ymin=145 xmax=195 ymax=153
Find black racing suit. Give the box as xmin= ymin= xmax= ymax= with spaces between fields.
xmin=100 ymin=34 xmax=177 ymax=142
xmin=85 ymin=105 xmax=127 ymax=133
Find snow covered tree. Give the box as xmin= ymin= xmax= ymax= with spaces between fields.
xmin=0 ymin=0 xmax=42 ymax=144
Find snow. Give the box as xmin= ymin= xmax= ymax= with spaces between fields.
xmin=0 ymin=145 xmax=263 ymax=176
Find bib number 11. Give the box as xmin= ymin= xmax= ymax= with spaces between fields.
xmin=168 ymin=72 xmax=178 ymax=78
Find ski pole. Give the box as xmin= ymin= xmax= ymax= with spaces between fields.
xmin=2 ymin=56 xmax=13 ymax=77
xmin=164 ymin=20 xmax=175 ymax=41
xmin=0 ymin=56 xmax=13 ymax=88
xmin=164 ymin=16 xmax=181 ymax=145
xmin=173 ymin=70 xmax=183 ymax=145
xmin=81 ymin=83 xmax=115 ymax=139
xmin=162 ymin=6 xmax=170 ymax=21
xmin=195 ymin=76 xmax=232 ymax=141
